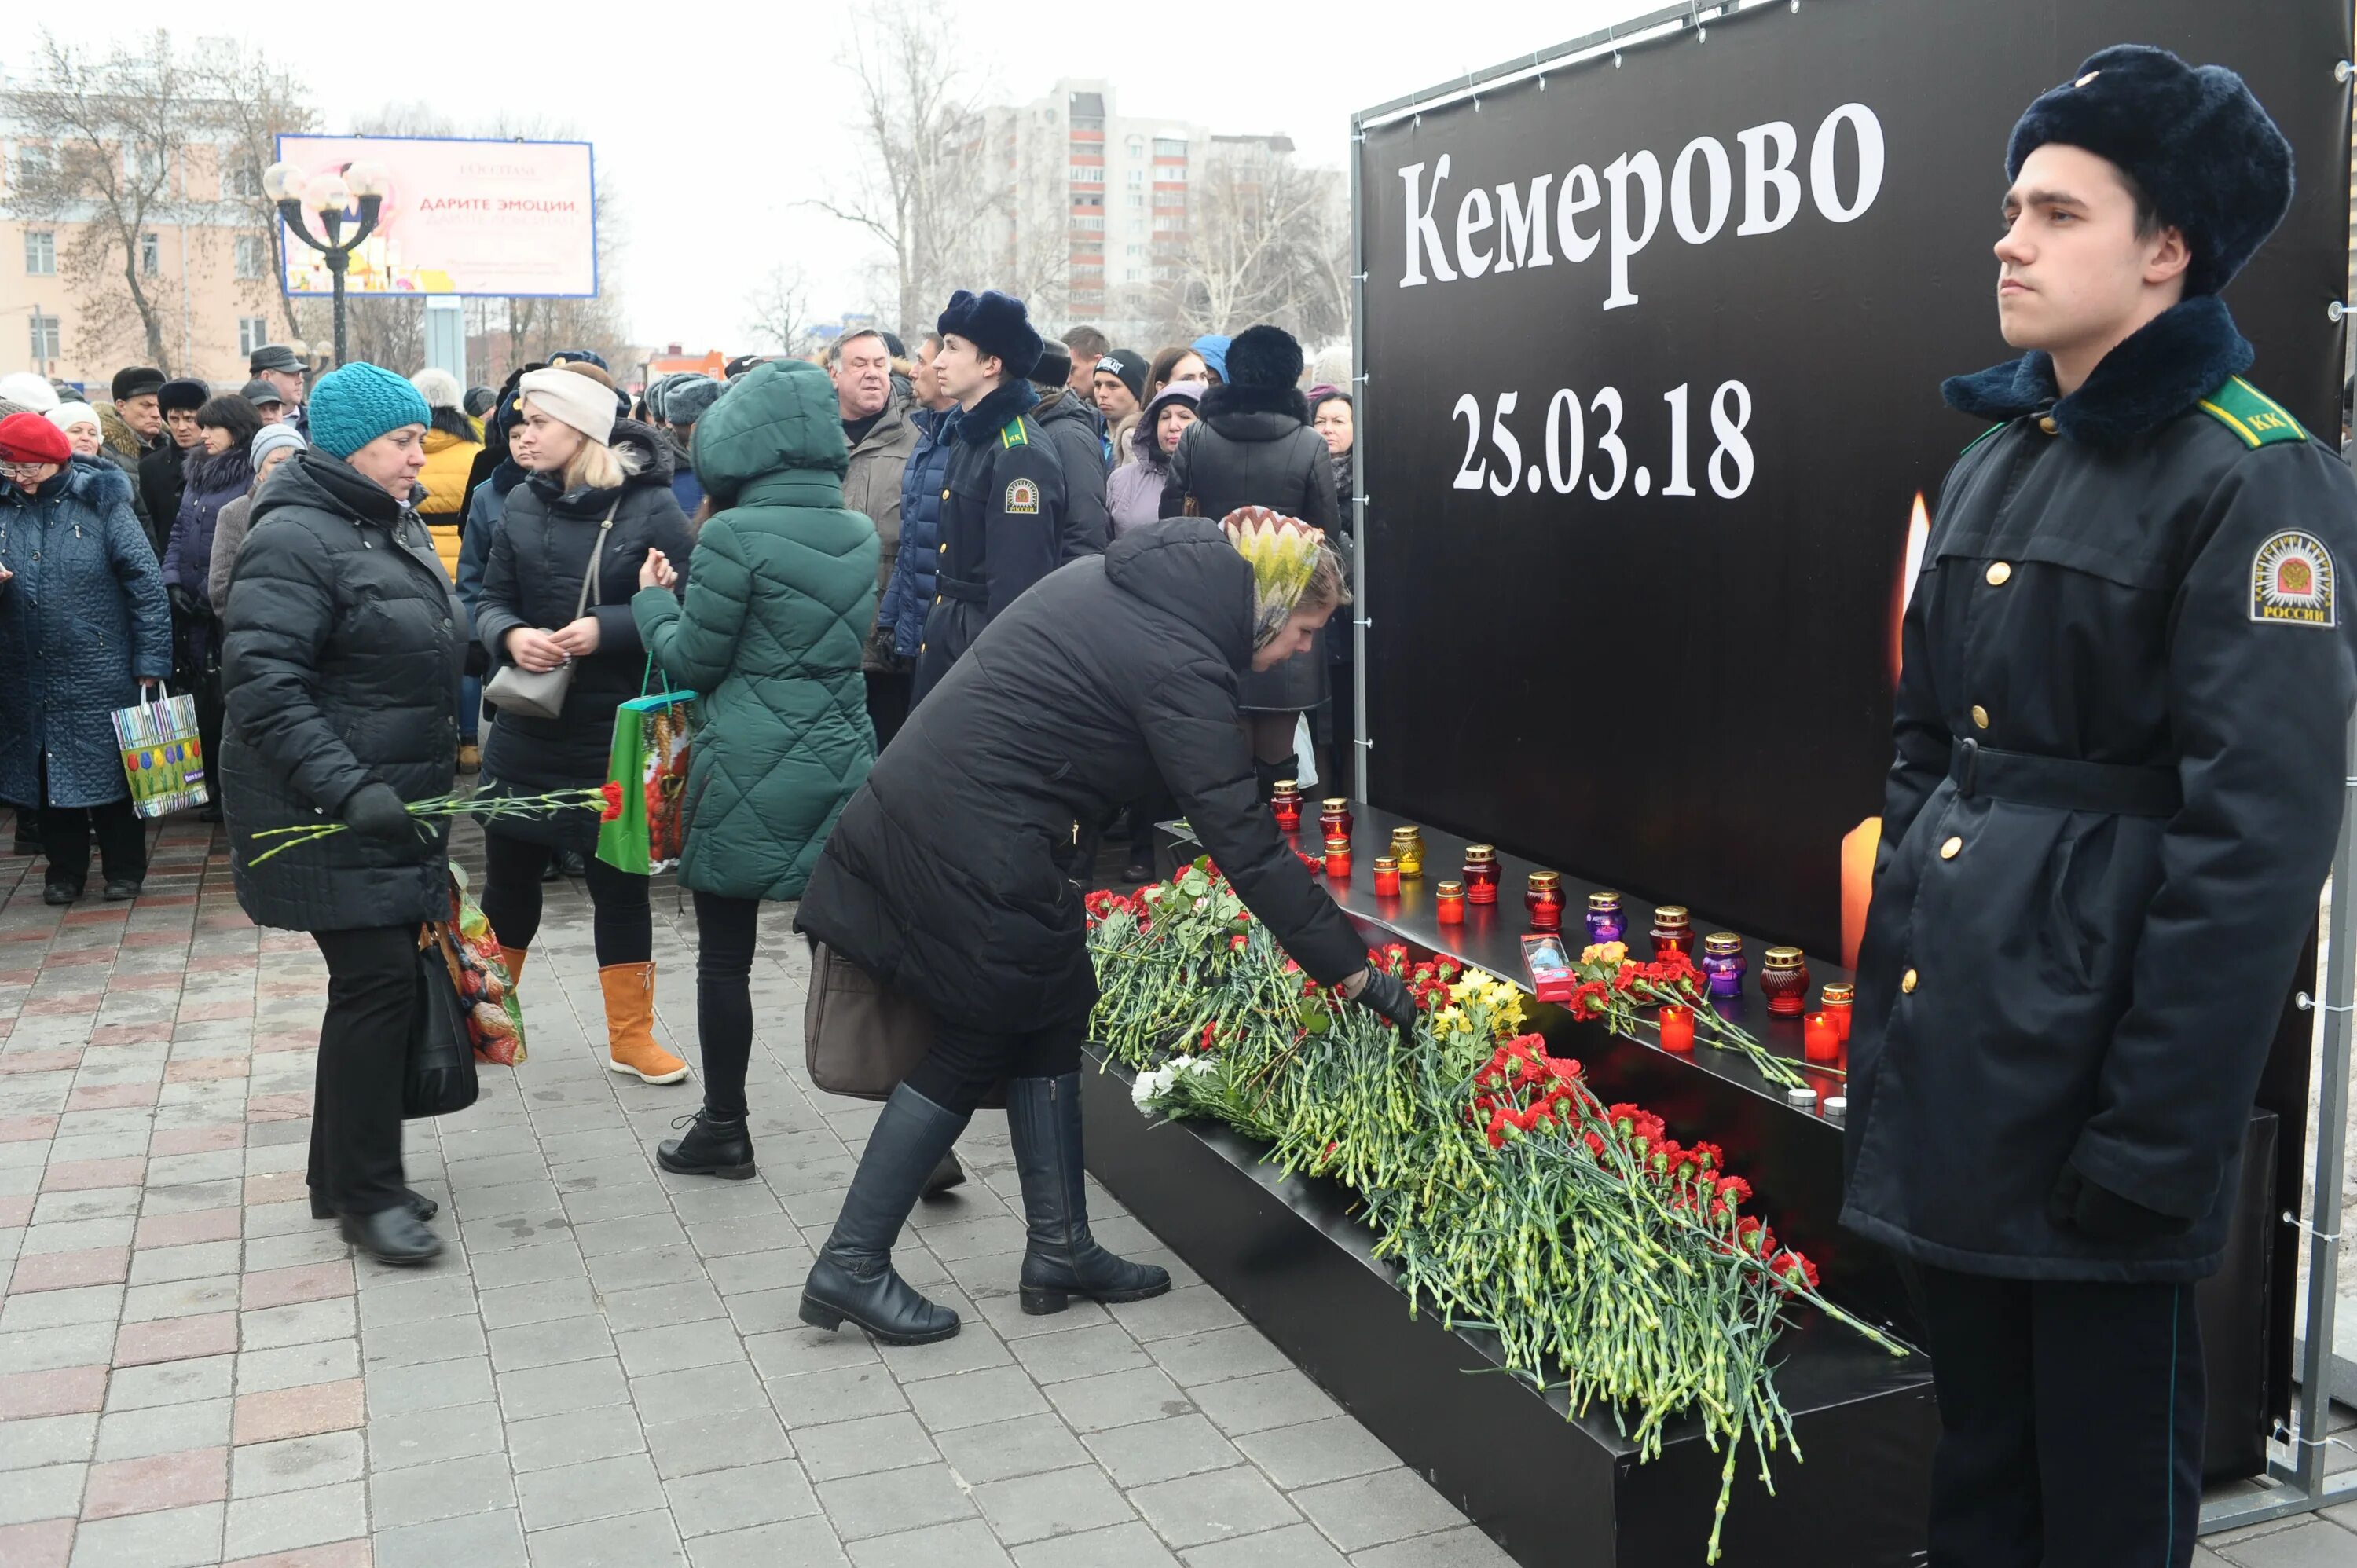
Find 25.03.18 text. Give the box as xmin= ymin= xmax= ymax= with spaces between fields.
xmin=1449 ymin=381 xmax=1755 ymax=501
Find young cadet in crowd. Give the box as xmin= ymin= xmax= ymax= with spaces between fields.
xmin=1841 ymin=47 xmax=2357 ymax=1567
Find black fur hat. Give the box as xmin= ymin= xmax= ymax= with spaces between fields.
xmin=1225 ymin=324 xmax=1303 ymax=390
xmin=2005 ymin=43 xmax=2293 ymax=298
xmin=1031 ymin=338 xmax=1072 ymax=390
xmin=937 ymin=289 xmax=1043 ymax=382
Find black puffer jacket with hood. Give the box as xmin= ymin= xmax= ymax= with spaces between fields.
xmin=797 ymin=518 xmax=1366 ymax=1031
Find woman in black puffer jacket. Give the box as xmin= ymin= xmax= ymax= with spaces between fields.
xmin=1160 ymin=326 xmax=1341 ymax=797
xmin=222 ymin=365 xmax=462 ymax=1267
xmin=472 ymin=365 xmax=695 ymax=1086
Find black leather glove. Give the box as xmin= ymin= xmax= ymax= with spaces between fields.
xmin=1348 ymin=969 xmax=1420 ymax=1031
xmin=342 ymin=782 xmax=416 ymax=843
xmin=2047 ymin=1163 xmax=2192 ymax=1244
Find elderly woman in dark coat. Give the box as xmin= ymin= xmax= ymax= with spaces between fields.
xmin=0 ymin=412 xmax=171 ymax=903
xmin=221 ymin=364 xmax=462 ymax=1266
xmin=794 ymin=511 xmax=1419 ymax=1345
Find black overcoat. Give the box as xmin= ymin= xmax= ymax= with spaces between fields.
xmin=910 ymin=380 xmax=1066 ymax=704
xmin=1842 ymin=298 xmax=2357 ymax=1282
xmin=799 ymin=519 xmax=1368 ymax=1034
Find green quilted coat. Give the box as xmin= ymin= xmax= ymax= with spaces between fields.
xmin=631 ymin=360 xmax=880 ymax=899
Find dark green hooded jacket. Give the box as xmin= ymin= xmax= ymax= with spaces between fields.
xmin=631 ymin=359 xmax=879 ymax=899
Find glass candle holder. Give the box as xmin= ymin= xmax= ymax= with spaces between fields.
xmin=1700 ymin=932 xmax=1746 ymax=997
xmin=1651 ymin=905 xmax=1692 ymax=957
xmin=1270 ymin=779 xmax=1302 ymax=833
xmin=1585 ymin=891 xmax=1626 ymax=943
xmin=1761 ymin=947 xmax=1809 ymax=1017
xmin=1463 ymin=845 xmax=1499 ymax=906
xmin=1373 ymin=855 xmax=1401 ymax=897
xmin=1389 ymin=826 xmax=1425 ymax=878
xmin=1319 ymin=799 xmax=1353 ymax=840
xmin=1658 ymin=1004 xmax=1695 ymax=1053
xmin=1435 ymin=880 xmax=1465 ymax=924
xmin=1803 ymin=1011 xmax=1842 ymax=1063
xmin=1324 ymin=833 xmax=1352 ymax=879
xmin=1820 ymin=982 xmax=1855 ymax=1041
xmin=1523 ymin=871 xmax=1564 ymax=932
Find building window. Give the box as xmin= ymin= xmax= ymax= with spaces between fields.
xmin=1153 ymin=137 xmax=1187 ymax=157
xmin=1127 ymin=193 xmax=1146 ymax=210
xmin=13 ymin=144 xmax=53 ymax=186
xmin=235 ymin=235 xmax=266 ymax=280
xmin=223 ymin=160 xmax=262 ymax=198
xmin=28 ymin=311 xmax=60 ymax=364
xmin=1127 ymin=168 xmax=1144 ymax=185
xmin=126 ymin=144 xmax=163 ymax=182
xmin=1068 ymin=164 xmax=1102 ymax=185
xmin=140 ymin=233 xmax=161 ymax=276
xmin=24 ymin=230 xmax=57 ymax=274
xmin=237 ymin=317 xmax=269 ymax=356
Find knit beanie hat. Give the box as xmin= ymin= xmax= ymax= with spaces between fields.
xmin=111 ymin=366 xmax=165 ymax=403
xmin=1190 ymin=335 xmax=1233 ymax=383
xmin=0 ymin=411 xmax=74 ymax=465
xmin=409 ymin=367 xmax=464 ymax=410
xmin=1221 ymin=505 xmax=1329 ymax=648
xmin=46 ymin=402 xmax=101 ymax=436
xmin=0 ymin=372 xmax=60 ymax=412
xmin=251 ymin=423 xmax=307 ymax=467
xmin=519 ymin=366 xmax=617 ymax=446
xmin=1094 ymin=350 xmax=1147 ymax=402
xmin=307 ymin=362 xmax=432 ymax=460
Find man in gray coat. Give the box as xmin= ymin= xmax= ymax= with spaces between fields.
xmin=832 ymin=328 xmax=920 ymax=748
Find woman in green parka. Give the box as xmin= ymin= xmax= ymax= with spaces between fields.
xmin=629 ymin=359 xmax=879 ymax=1178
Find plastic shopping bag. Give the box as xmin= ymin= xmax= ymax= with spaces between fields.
xmin=436 ymin=866 xmax=526 ymax=1066
xmin=596 ymin=678 xmax=698 ymax=876
xmin=111 ymin=687 xmax=208 ymax=818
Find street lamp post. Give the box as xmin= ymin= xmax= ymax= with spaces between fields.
xmin=262 ymin=159 xmax=389 ymax=367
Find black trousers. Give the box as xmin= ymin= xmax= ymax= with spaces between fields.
xmin=907 ymin=1013 xmax=1083 ymax=1117
xmin=478 ymin=827 xmax=651 ymax=966
xmin=1919 ymin=1265 xmax=2203 ymax=1568
xmin=691 ymin=890 xmax=761 ymax=1118
xmin=38 ymin=757 xmax=147 ymax=890
xmin=865 ymin=670 xmax=911 ymax=754
xmin=307 ymin=925 xmax=416 ymax=1217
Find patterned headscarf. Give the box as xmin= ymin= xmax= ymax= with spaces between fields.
xmin=1220 ymin=506 xmax=1327 ymax=648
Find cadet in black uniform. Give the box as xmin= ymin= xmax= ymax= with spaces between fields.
xmin=911 ymin=289 xmax=1067 ymax=705
xmin=1842 ymin=47 xmax=2357 ymax=1567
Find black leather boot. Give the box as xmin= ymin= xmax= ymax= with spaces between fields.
xmin=339 ymin=1204 xmax=442 ymax=1266
xmin=1252 ymin=758 xmax=1293 ymax=805
xmin=800 ymin=1083 xmax=969 ymax=1343
xmin=658 ymin=1109 xmax=756 ymax=1179
xmin=310 ymin=1187 xmax=438 ymax=1222
xmin=1006 ymin=1072 xmax=1170 ymax=1314
xmin=922 ymin=1149 xmax=966 ymax=1197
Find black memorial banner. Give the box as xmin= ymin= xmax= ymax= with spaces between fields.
xmin=1358 ymin=0 xmax=2350 ymax=962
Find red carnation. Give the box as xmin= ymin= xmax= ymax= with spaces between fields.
xmin=599 ymin=781 xmax=625 ymax=822
xmin=1714 ymin=1175 xmax=1753 ymax=1207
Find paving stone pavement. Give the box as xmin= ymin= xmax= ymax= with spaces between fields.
xmin=0 ymin=818 xmax=1524 ymax=1568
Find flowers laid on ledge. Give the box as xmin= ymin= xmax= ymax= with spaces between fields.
xmin=1085 ymin=859 xmax=1902 ymax=1563
xmin=1567 ymin=940 xmax=1805 ymax=1088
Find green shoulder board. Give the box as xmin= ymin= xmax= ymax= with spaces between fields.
xmin=2197 ymin=376 xmax=2308 ymax=449
xmin=998 ymin=418 xmax=1029 ymax=449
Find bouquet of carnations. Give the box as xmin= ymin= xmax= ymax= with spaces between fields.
xmin=243 ymin=784 xmax=622 ymax=867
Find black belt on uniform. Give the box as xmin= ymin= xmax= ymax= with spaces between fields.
xmin=936 ymin=573 xmax=985 ymax=605
xmin=1948 ymin=737 xmax=2182 ymax=817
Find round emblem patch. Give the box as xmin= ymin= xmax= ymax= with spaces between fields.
xmin=2251 ymin=531 xmax=2336 ymax=626
xmin=1005 ymin=478 xmax=1039 ymax=515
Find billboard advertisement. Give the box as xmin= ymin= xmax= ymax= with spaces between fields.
xmin=273 ymin=134 xmax=597 ymax=299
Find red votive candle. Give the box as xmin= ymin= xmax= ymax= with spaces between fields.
xmin=1373 ymin=855 xmax=1401 ymax=896
xmin=1463 ymin=844 xmax=1500 ymax=906
xmin=1435 ymin=880 xmax=1465 ymax=924
xmin=1270 ymin=781 xmax=1302 ymax=832
xmin=1803 ymin=1011 xmax=1841 ymax=1063
xmin=1324 ymin=833 xmax=1352 ymax=879
xmin=1821 ymin=983 xmax=1854 ymax=1042
xmin=1659 ymin=1005 xmax=1695 ymax=1053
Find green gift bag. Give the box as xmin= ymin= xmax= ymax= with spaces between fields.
xmin=596 ymin=666 xmax=698 ymax=875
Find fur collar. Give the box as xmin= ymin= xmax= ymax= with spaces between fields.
xmin=1940 ymin=295 xmax=2253 ymax=447
xmin=954 ymin=380 xmax=1037 ymax=446
xmin=1200 ymin=382 xmax=1309 ymax=424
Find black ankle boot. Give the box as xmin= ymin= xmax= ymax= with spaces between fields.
xmin=922 ymin=1149 xmax=966 ymax=1197
xmin=310 ymin=1187 xmax=438 ymax=1222
xmin=339 ymin=1204 xmax=442 ymax=1266
xmin=800 ymin=1083 xmax=969 ymax=1344
xmin=1006 ymin=1072 xmax=1169 ymax=1314
xmin=658 ymin=1109 xmax=756 ymax=1179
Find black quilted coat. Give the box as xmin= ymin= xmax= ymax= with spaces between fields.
xmin=219 ymin=450 xmax=464 ymax=932
xmin=797 ymin=518 xmax=1367 ymax=1033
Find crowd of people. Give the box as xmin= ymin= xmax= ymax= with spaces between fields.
xmin=0 ymin=295 xmax=1406 ymax=1324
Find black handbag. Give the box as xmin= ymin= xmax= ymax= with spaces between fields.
xmin=404 ymin=927 xmax=480 ymax=1119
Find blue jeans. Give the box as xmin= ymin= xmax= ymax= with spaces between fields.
xmin=457 ymin=675 xmax=480 ymax=742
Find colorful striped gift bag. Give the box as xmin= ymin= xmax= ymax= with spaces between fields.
xmin=109 ymin=691 xmax=209 ymax=819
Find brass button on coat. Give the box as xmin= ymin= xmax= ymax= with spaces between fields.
xmin=1985 ymin=562 xmax=2013 ymax=586
xmin=1901 ymin=968 xmax=1919 ymax=994
xmin=2037 ymin=415 xmax=2058 ymax=434
xmin=1940 ymin=836 xmax=1963 ymax=859
xmin=1971 ymin=705 xmax=1990 ymax=730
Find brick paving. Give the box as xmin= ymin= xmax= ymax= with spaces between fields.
xmin=0 ymin=819 xmax=1518 ymax=1568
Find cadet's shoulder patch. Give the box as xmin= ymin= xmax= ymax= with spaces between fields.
xmin=2251 ymin=531 xmax=2335 ymax=626
xmin=998 ymin=418 xmax=1029 ymax=449
xmin=2200 ymin=377 xmax=2308 ymax=449
xmin=1004 ymin=477 xmax=1039 ymax=515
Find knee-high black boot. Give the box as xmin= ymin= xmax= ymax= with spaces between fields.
xmin=1252 ymin=758 xmax=1293 ymax=805
xmin=1006 ymin=1072 xmax=1171 ymax=1314
xmin=800 ymin=1083 xmax=970 ymax=1343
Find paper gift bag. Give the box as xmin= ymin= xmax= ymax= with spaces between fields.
xmin=595 ymin=683 xmax=698 ymax=876
xmin=110 ymin=691 xmax=208 ymax=819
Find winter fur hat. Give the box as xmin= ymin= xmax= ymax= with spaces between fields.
xmin=307 ymin=363 xmax=431 ymax=460
xmin=519 ymin=366 xmax=617 ymax=446
xmin=665 ymin=376 xmax=724 ymax=429
xmin=0 ymin=410 xmax=73 ymax=465
xmin=2007 ymin=44 xmax=2293 ymax=298
xmin=409 ymin=368 xmax=464 ymax=410
xmin=1224 ymin=326 xmax=1303 ymax=390
xmin=158 ymin=379 xmax=209 ymax=416
xmin=0 ymin=372 xmax=60 ymax=412
xmin=111 ymin=366 xmax=165 ymax=403
xmin=1031 ymin=338 xmax=1072 ymax=390
xmin=937 ymin=289 xmax=1044 ymax=381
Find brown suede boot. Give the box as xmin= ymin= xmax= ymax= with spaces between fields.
xmin=599 ymin=961 xmax=688 ymax=1084
xmin=499 ymin=946 xmax=527 ymax=987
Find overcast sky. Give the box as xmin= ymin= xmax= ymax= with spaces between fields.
xmin=42 ymin=0 xmax=1643 ymax=350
